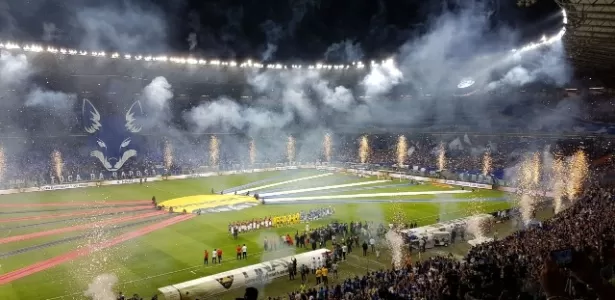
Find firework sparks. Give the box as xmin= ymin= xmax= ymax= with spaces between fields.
xmin=358 ymin=135 xmax=369 ymax=164
xmin=0 ymin=146 xmax=4 ymax=180
xmin=323 ymin=133 xmax=332 ymax=162
xmin=209 ymin=136 xmax=219 ymax=167
xmin=396 ymin=135 xmax=407 ymax=167
xmin=249 ymin=139 xmax=256 ymax=165
xmin=482 ymin=151 xmax=492 ymax=176
xmin=287 ymin=136 xmax=295 ymax=163
xmin=517 ymin=152 xmax=541 ymax=225
xmin=51 ymin=150 xmax=63 ymax=179
xmin=437 ymin=143 xmax=446 ymax=170
xmin=163 ymin=141 xmax=173 ymax=170
xmin=386 ymin=202 xmax=408 ymax=269
xmin=566 ymin=149 xmax=588 ymax=200
xmin=531 ymin=152 xmax=541 ymax=185
xmin=551 ymin=155 xmax=567 ymax=213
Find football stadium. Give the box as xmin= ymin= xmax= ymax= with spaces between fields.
xmin=1 ymin=1 xmax=615 ymax=300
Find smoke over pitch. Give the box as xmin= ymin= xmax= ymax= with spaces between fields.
xmin=186 ymin=6 xmax=571 ymax=139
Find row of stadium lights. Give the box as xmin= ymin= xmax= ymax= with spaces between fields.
xmin=0 ymin=42 xmax=371 ymax=70
xmin=0 ymin=10 xmax=567 ymax=70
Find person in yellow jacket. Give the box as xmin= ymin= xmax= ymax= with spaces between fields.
xmin=315 ymin=267 xmax=322 ymax=285
xmin=321 ymin=266 xmax=329 ymax=285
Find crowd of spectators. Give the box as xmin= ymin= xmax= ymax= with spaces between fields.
xmin=269 ymin=175 xmax=615 ymax=300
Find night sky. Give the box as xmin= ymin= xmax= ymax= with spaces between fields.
xmin=0 ymin=0 xmax=563 ymax=62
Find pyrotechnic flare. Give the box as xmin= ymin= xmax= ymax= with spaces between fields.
xmin=517 ymin=152 xmax=541 ymax=225
xmin=531 ymin=152 xmax=541 ymax=185
xmin=396 ymin=135 xmax=407 ymax=167
xmin=0 ymin=146 xmax=4 ymax=180
xmin=287 ymin=136 xmax=296 ymax=163
xmin=482 ymin=151 xmax=492 ymax=176
xmin=437 ymin=143 xmax=446 ymax=171
xmin=323 ymin=133 xmax=332 ymax=162
xmin=163 ymin=141 xmax=173 ymax=170
xmin=51 ymin=150 xmax=63 ymax=179
xmin=567 ymin=149 xmax=588 ymax=200
xmin=249 ymin=139 xmax=256 ymax=165
xmin=358 ymin=135 xmax=369 ymax=164
xmin=551 ymin=155 xmax=567 ymax=213
xmin=209 ymin=136 xmax=219 ymax=167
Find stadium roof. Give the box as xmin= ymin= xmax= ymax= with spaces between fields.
xmin=556 ymin=0 xmax=615 ymax=83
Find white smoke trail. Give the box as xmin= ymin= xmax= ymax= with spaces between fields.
xmin=141 ymin=76 xmax=173 ymax=111
xmin=83 ymin=273 xmax=118 ymax=300
xmin=385 ymin=230 xmax=404 ymax=269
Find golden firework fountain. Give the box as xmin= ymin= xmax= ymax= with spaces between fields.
xmin=249 ymin=139 xmax=256 ymax=165
xmin=566 ymin=149 xmax=588 ymax=200
xmin=358 ymin=135 xmax=369 ymax=164
xmin=51 ymin=150 xmax=64 ymax=182
xmin=396 ymin=135 xmax=407 ymax=168
xmin=163 ymin=141 xmax=173 ymax=174
xmin=286 ymin=136 xmax=296 ymax=163
xmin=323 ymin=133 xmax=332 ymax=163
xmin=0 ymin=146 xmax=5 ymax=182
xmin=209 ymin=136 xmax=219 ymax=168
xmin=551 ymin=155 xmax=567 ymax=214
xmin=482 ymin=151 xmax=492 ymax=176
xmin=437 ymin=142 xmax=446 ymax=171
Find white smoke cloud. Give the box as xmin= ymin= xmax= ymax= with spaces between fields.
xmin=361 ymin=59 xmax=403 ymax=98
xmin=76 ymin=4 xmax=167 ymax=52
xmin=324 ymin=40 xmax=364 ymax=62
xmin=42 ymin=22 xmax=60 ymax=42
xmin=24 ymin=88 xmax=77 ymax=114
xmin=187 ymin=32 xmax=198 ymax=51
xmin=183 ymin=3 xmax=572 ymax=143
xmin=141 ymin=76 xmax=173 ymax=112
xmin=83 ymin=273 xmax=118 ymax=300
xmin=0 ymin=51 xmax=31 ymax=87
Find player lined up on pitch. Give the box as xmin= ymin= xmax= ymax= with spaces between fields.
xmin=203 ymin=248 xmax=223 ymax=265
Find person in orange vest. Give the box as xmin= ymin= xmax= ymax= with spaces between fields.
xmin=203 ymin=250 xmax=209 ymax=265
xmin=236 ymin=245 xmax=242 ymax=260
xmin=217 ymin=248 xmax=223 ymax=263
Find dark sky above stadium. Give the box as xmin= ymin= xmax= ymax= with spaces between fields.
xmin=0 ymin=0 xmax=562 ymax=62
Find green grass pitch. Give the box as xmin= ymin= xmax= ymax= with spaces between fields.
xmin=0 ymin=169 xmax=511 ymax=299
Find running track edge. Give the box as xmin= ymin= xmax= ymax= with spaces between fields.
xmin=0 ymin=213 xmax=195 ymax=285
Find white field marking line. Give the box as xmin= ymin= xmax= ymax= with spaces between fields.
xmin=267 ymin=190 xmax=471 ymax=202
xmin=229 ymin=173 xmax=334 ymax=195
xmin=43 ymin=249 xmax=284 ymax=300
xmin=44 ymin=201 xmax=508 ymax=300
xmin=259 ymin=180 xmax=388 ymax=197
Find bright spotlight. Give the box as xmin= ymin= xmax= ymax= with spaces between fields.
xmin=457 ymin=78 xmax=475 ymax=89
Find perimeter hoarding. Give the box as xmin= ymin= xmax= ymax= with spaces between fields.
xmin=158 ymin=249 xmax=330 ymax=300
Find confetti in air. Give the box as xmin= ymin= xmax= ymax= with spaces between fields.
xmin=163 ymin=140 xmax=173 ymax=170
xmin=551 ymin=155 xmax=566 ymax=214
xmin=209 ymin=136 xmax=219 ymax=167
xmin=323 ymin=133 xmax=332 ymax=163
xmin=437 ymin=143 xmax=446 ymax=171
xmin=359 ymin=135 xmax=369 ymax=164
xmin=249 ymin=139 xmax=256 ymax=165
xmin=566 ymin=149 xmax=588 ymax=200
xmin=396 ymin=135 xmax=407 ymax=167
xmin=482 ymin=151 xmax=492 ymax=176
xmin=287 ymin=136 xmax=295 ymax=163
xmin=51 ymin=150 xmax=63 ymax=179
